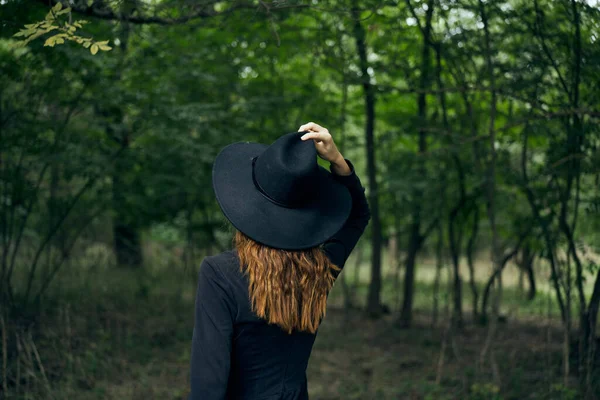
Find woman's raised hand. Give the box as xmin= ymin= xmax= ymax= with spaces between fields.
xmin=299 ymin=122 xmax=351 ymax=176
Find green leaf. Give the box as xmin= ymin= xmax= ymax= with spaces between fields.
xmin=52 ymin=2 xmax=63 ymax=12
xmin=83 ymin=41 xmax=91 ymax=48
xmin=90 ymin=44 xmax=98 ymax=55
xmin=13 ymin=29 xmax=32 ymax=38
xmin=97 ymin=40 xmax=112 ymax=51
xmin=26 ymin=27 xmax=58 ymax=42
xmin=55 ymin=7 xmax=71 ymax=16
xmin=43 ymin=36 xmax=56 ymax=47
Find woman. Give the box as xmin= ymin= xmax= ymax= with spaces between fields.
xmin=189 ymin=122 xmax=370 ymax=399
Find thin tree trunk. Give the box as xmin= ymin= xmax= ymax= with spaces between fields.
xmin=481 ymin=250 xmax=520 ymax=321
xmin=353 ymin=245 xmax=363 ymax=299
xmin=466 ymin=207 xmax=480 ymax=321
xmin=340 ymin=269 xmax=352 ymax=310
xmin=392 ymin=215 xmax=403 ymax=312
xmin=520 ymin=130 xmax=566 ymax=323
xmin=400 ymin=229 xmax=420 ymax=327
xmin=389 ymin=232 xmax=398 ymax=283
xmin=109 ymin=10 xmax=142 ymax=269
xmin=434 ymin=42 xmax=463 ymax=328
xmin=447 ymin=211 xmax=463 ymax=327
xmin=337 ymin=49 xmax=353 ymax=312
xmin=519 ymin=245 xmax=537 ymax=301
xmin=398 ymin=0 xmax=435 ymax=327
xmin=478 ymin=0 xmax=500 ymax=369
xmin=112 ymin=156 xmax=141 ymax=268
xmin=565 ymin=251 xmax=573 ymax=385
xmin=351 ymin=3 xmax=382 ymax=318
xmin=433 ymin=218 xmax=444 ymax=327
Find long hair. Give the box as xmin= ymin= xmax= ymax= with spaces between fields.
xmin=234 ymin=231 xmax=340 ymax=334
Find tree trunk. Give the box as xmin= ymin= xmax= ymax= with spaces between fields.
xmin=392 ymin=216 xmax=403 ymax=312
xmin=478 ymin=0 xmax=501 ymax=370
xmin=351 ymin=3 xmax=382 ymax=318
xmin=338 ymin=45 xmax=353 ymax=312
xmin=432 ymin=218 xmax=444 ymax=327
xmin=398 ymin=0 xmax=435 ymax=328
xmin=447 ymin=211 xmax=463 ymax=327
xmin=113 ymin=162 xmax=142 ymax=268
xmin=481 ymin=256 xmax=505 ymax=322
xmin=353 ymin=244 xmax=363 ymax=298
xmin=583 ymin=271 xmax=600 ymax=389
xmin=434 ymin=41 xmax=463 ymax=328
xmin=389 ymin=232 xmax=398 ymax=280
xmin=399 ymin=233 xmax=419 ymax=327
xmin=519 ymin=245 xmax=536 ymax=301
xmin=109 ymin=14 xmax=142 ymax=269
xmin=521 ymin=130 xmax=566 ymax=323
xmin=466 ymin=207 xmax=480 ymax=320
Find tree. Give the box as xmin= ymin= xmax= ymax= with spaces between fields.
xmin=350 ymin=1 xmax=384 ymax=317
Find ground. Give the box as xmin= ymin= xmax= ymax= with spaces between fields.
xmin=54 ymin=307 xmax=579 ymax=400
xmin=3 ymin=247 xmax=598 ymax=399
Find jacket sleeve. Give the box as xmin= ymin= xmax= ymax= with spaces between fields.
xmin=322 ymin=159 xmax=371 ymax=275
xmin=189 ymin=258 xmax=236 ymax=400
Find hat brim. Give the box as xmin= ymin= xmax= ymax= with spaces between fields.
xmin=212 ymin=142 xmax=352 ymax=250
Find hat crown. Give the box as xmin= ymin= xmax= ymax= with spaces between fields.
xmin=253 ymin=132 xmax=318 ymax=207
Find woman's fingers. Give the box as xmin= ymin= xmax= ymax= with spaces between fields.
xmin=298 ymin=122 xmax=326 ymax=133
xmin=300 ymin=131 xmax=330 ymax=143
xmin=297 ymin=122 xmax=341 ymax=162
xmin=298 ymin=122 xmax=317 ymax=132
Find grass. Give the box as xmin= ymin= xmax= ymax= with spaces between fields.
xmin=329 ymin=248 xmax=571 ymax=322
xmin=1 ymin=244 xmax=598 ymax=399
xmin=308 ymin=309 xmax=573 ymax=399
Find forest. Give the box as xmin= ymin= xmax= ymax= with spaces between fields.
xmin=1 ymin=0 xmax=600 ymax=399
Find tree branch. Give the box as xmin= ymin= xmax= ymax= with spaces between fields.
xmin=38 ymin=0 xmax=308 ymax=25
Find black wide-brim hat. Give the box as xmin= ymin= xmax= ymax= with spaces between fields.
xmin=212 ymin=132 xmax=352 ymax=250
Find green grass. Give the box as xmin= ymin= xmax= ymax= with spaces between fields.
xmin=328 ymin=251 xmax=567 ymax=322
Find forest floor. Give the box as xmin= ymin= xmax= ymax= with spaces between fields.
xmin=3 ymin=248 xmax=599 ymax=400
xmin=41 ymin=306 xmax=586 ymax=400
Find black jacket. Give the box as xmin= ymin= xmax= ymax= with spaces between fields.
xmin=189 ymin=161 xmax=371 ymax=400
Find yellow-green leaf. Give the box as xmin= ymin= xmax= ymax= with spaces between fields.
xmin=13 ymin=30 xmax=31 ymax=38
xmin=44 ymin=36 xmax=56 ymax=47
xmin=83 ymin=41 xmax=91 ymax=48
xmin=90 ymin=44 xmax=98 ymax=55
xmin=52 ymin=2 xmax=63 ymax=12
xmin=55 ymin=7 xmax=71 ymax=16
xmin=98 ymin=44 xmax=112 ymax=51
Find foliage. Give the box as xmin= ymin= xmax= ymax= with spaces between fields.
xmin=12 ymin=2 xmax=111 ymax=54
xmin=549 ymin=384 xmax=580 ymax=400
xmin=469 ymin=383 xmax=502 ymax=400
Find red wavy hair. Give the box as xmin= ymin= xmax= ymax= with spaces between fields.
xmin=235 ymin=231 xmax=340 ymax=334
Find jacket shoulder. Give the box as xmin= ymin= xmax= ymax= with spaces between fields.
xmin=203 ymin=250 xmax=240 ymax=279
